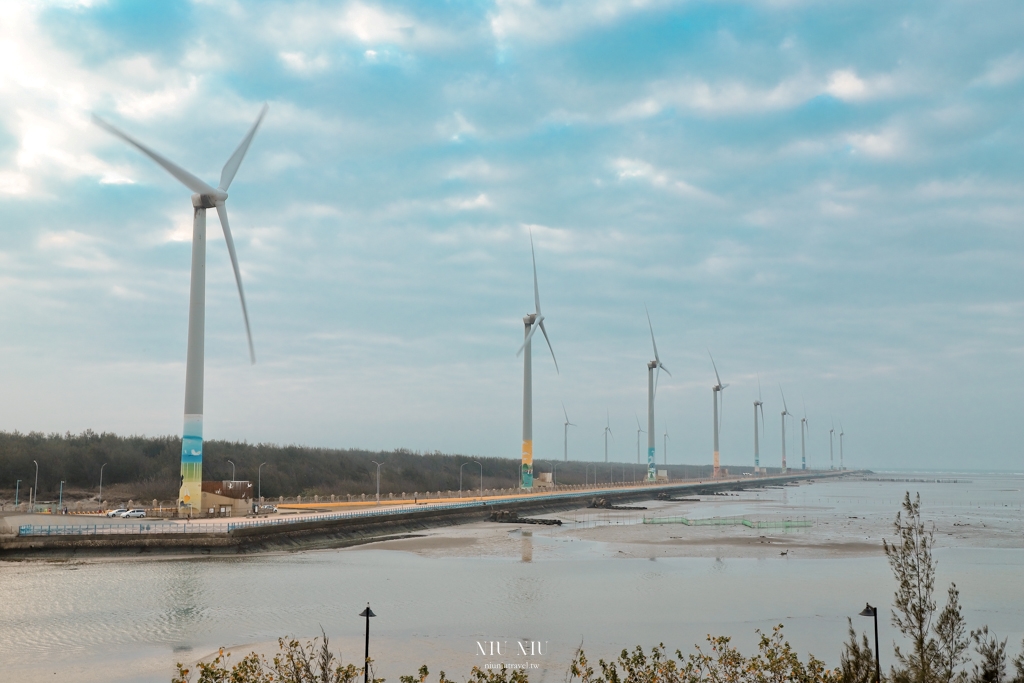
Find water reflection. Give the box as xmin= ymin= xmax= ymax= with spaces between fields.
xmin=521 ymin=531 xmax=533 ymax=563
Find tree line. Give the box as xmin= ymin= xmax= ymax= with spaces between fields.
xmin=0 ymin=430 xmax=738 ymax=501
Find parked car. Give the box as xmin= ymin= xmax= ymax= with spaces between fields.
xmin=258 ymin=504 xmax=278 ymax=513
xmin=120 ymin=509 xmax=146 ymax=518
xmin=106 ymin=508 xmax=128 ymax=518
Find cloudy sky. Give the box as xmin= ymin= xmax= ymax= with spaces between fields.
xmin=1 ymin=0 xmax=1022 ymax=471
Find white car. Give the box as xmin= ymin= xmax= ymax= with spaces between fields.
xmin=120 ymin=509 xmax=146 ymax=518
xmin=106 ymin=508 xmax=128 ymax=518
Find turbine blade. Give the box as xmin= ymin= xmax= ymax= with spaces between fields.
xmin=530 ymin=230 xmax=541 ymax=316
xmin=538 ymin=319 xmax=558 ymax=373
xmin=215 ymin=202 xmax=255 ymax=364
xmin=709 ymin=350 xmax=722 ymax=388
xmin=515 ymin=319 xmax=540 ymax=356
xmin=219 ymin=103 xmax=268 ymax=191
xmin=562 ymin=402 xmax=569 ymax=423
xmin=779 ymin=385 xmax=788 ymax=414
xmin=93 ymin=115 xmax=216 ymax=195
xmin=659 ymin=362 xmax=672 ymax=377
xmin=757 ymin=374 xmax=762 ymax=402
xmin=645 ymin=305 xmax=661 ymax=364
xmin=654 ymin=365 xmax=660 ymax=398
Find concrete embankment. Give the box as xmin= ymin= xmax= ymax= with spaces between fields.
xmin=0 ymin=471 xmax=847 ymax=559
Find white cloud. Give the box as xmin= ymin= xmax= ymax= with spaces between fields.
xmin=845 ymin=129 xmax=904 ymax=158
xmin=447 ymin=193 xmax=493 ymax=210
xmin=489 ymin=0 xmax=670 ymax=44
xmin=613 ymin=158 xmax=719 ymax=202
xmin=975 ymin=51 xmax=1024 ymax=87
xmin=279 ymin=51 xmax=331 ymax=75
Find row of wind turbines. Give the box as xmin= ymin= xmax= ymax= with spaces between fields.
xmin=516 ymin=234 xmax=847 ymax=488
xmin=93 ymin=104 xmax=845 ymax=509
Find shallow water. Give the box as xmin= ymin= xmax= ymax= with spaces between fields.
xmin=1 ymin=473 xmax=1022 ymax=683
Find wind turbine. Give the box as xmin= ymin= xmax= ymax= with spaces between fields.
xmin=780 ymin=386 xmax=790 ymax=474
xmin=604 ymin=412 xmax=613 ymax=463
xmin=663 ymin=425 xmax=669 ymax=466
xmin=94 ymin=105 xmax=267 ymax=512
xmin=753 ymin=377 xmax=765 ymax=474
xmin=516 ymin=232 xmax=558 ymax=489
xmin=709 ymin=352 xmax=728 ymax=479
xmin=635 ymin=414 xmax=646 ymax=465
xmin=645 ymin=308 xmax=671 ymax=482
xmin=839 ymin=421 xmax=845 ymax=470
xmin=800 ymin=404 xmax=808 ymax=471
xmin=562 ymin=403 xmax=575 ymax=462
xmin=829 ymin=419 xmax=835 ymax=470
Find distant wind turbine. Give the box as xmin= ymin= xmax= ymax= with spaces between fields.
xmin=604 ymin=412 xmax=613 ymax=463
xmin=800 ymin=404 xmax=808 ymax=471
xmin=780 ymin=385 xmax=790 ymax=474
xmin=709 ymin=352 xmax=728 ymax=479
xmin=839 ymin=421 xmax=845 ymax=470
xmin=635 ymin=413 xmax=646 ymax=465
xmin=516 ymin=231 xmax=558 ymax=489
xmin=829 ymin=419 xmax=835 ymax=470
xmin=562 ymin=403 xmax=575 ymax=462
xmin=753 ymin=377 xmax=765 ymax=474
xmin=645 ymin=308 xmax=670 ymax=482
xmin=94 ymin=105 xmax=268 ymax=512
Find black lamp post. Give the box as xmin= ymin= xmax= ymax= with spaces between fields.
xmin=859 ymin=603 xmax=880 ymax=683
xmin=359 ymin=603 xmax=376 ymax=683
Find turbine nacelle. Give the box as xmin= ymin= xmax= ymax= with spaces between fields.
xmin=191 ymin=191 xmax=228 ymax=209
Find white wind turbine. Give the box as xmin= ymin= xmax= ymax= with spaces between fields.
xmin=780 ymin=385 xmax=790 ymax=474
xmin=709 ymin=352 xmax=728 ymax=479
xmin=603 ymin=412 xmax=613 ymax=463
xmin=839 ymin=421 xmax=845 ymax=470
xmin=829 ymin=419 xmax=835 ymax=470
xmin=645 ymin=308 xmax=671 ymax=482
xmin=94 ymin=105 xmax=267 ymax=512
xmin=562 ymin=403 xmax=575 ymax=462
xmin=515 ymin=232 xmax=557 ymax=489
xmin=800 ymin=404 xmax=808 ymax=471
xmin=635 ymin=413 xmax=646 ymax=465
xmin=753 ymin=377 xmax=765 ymax=474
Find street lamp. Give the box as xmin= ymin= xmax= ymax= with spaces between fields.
xmin=32 ymin=459 xmax=38 ymax=510
xmin=359 ymin=603 xmax=376 ymax=683
xmin=227 ymin=460 xmax=235 ymax=481
xmin=460 ymin=462 xmax=472 ymax=498
xmin=552 ymin=461 xmax=560 ymax=487
xmin=15 ymin=480 xmax=21 ymax=507
xmin=58 ymin=480 xmax=65 ymax=512
xmin=859 ymin=603 xmax=880 ymax=683
xmin=258 ymin=462 xmax=267 ymax=501
xmin=99 ymin=463 xmax=107 ymax=504
xmin=371 ymin=461 xmax=383 ymax=505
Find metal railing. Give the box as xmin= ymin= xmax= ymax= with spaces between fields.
xmin=14 ymin=473 xmax=814 ymax=538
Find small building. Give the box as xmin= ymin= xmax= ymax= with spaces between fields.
xmin=200 ymin=480 xmax=253 ymax=518
xmin=534 ymin=472 xmax=554 ymax=490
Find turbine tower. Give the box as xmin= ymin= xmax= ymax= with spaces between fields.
xmin=646 ymin=308 xmax=670 ymax=482
xmin=562 ymin=403 xmax=575 ymax=462
xmin=800 ymin=406 xmax=808 ymax=471
xmin=780 ymin=386 xmax=790 ymax=474
xmin=604 ymin=412 xmax=613 ymax=463
xmin=94 ymin=106 xmax=267 ymax=513
xmin=829 ymin=419 xmax=835 ymax=470
xmin=753 ymin=378 xmax=765 ymax=474
xmin=515 ymin=232 xmax=558 ymax=489
xmin=709 ymin=352 xmax=728 ymax=479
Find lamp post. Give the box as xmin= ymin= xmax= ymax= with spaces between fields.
xmin=32 ymin=459 xmax=38 ymax=510
xmin=15 ymin=480 xmax=21 ymax=507
xmin=99 ymin=463 xmax=107 ymax=504
xmin=859 ymin=603 xmax=880 ymax=683
xmin=359 ymin=603 xmax=376 ymax=683
xmin=460 ymin=462 xmax=472 ymax=498
xmin=58 ymin=480 xmax=65 ymax=512
xmin=371 ymin=461 xmax=383 ymax=505
xmin=227 ymin=460 xmax=235 ymax=481
xmin=258 ymin=462 xmax=266 ymax=501
xmin=552 ymin=461 xmax=560 ymax=487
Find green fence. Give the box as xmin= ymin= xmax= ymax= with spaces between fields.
xmin=642 ymin=515 xmax=812 ymax=529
